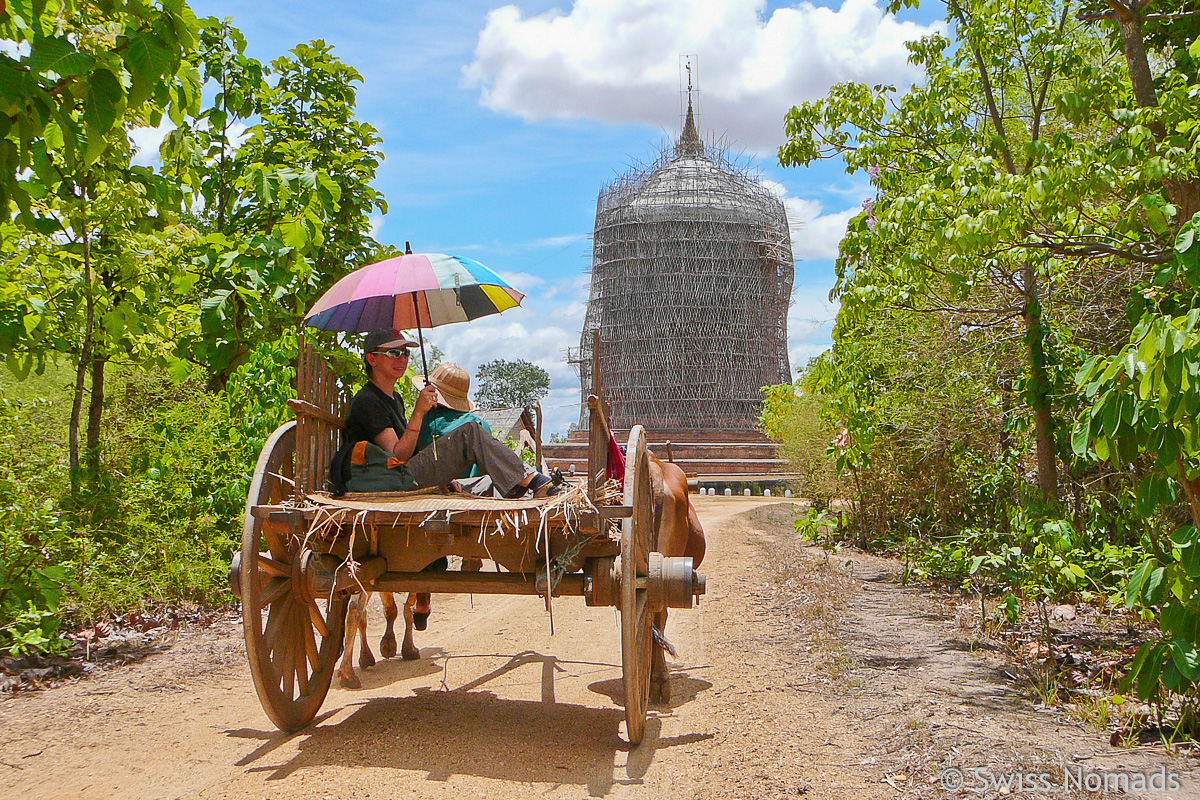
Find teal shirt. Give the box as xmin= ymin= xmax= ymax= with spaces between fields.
xmin=416 ymin=407 xmax=492 ymax=478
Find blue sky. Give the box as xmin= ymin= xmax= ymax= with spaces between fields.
xmin=179 ymin=0 xmax=944 ymax=433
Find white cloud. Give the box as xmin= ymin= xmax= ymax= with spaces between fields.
xmin=465 ymin=0 xmax=940 ymax=153
xmin=531 ymin=233 xmax=588 ymax=248
xmin=784 ymin=197 xmax=859 ymax=261
xmin=369 ymin=214 xmax=385 ymax=239
xmin=762 ymin=177 xmax=862 ymax=261
xmin=497 ymin=270 xmax=546 ymax=290
xmin=128 ymin=118 xmax=174 ymax=166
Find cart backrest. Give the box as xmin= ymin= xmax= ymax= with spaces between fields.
xmin=288 ymin=335 xmax=349 ymax=497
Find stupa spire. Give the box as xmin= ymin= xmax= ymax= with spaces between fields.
xmin=675 ymin=61 xmax=703 ymax=157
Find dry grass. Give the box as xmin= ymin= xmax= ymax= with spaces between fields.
xmin=757 ymin=511 xmax=860 ymax=685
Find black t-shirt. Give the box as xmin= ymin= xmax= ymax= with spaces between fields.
xmin=342 ymin=382 xmax=409 ymax=448
xmin=330 ymin=382 xmax=409 ymax=494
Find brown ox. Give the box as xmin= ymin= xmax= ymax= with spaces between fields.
xmin=337 ymin=591 xmax=418 ymax=689
xmin=336 ymin=559 xmax=482 ymax=689
xmin=647 ymin=452 xmax=705 ymax=703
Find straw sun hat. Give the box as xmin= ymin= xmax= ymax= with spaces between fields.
xmin=412 ymin=363 xmax=475 ymax=412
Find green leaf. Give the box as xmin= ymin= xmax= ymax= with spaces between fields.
xmin=166 ymin=357 xmax=193 ymax=383
xmin=1120 ymin=641 xmax=1153 ymax=693
xmin=1143 ymin=566 xmax=1167 ymax=606
xmin=1137 ymin=644 xmax=1167 ymax=700
xmin=5 ymin=352 xmax=32 ymax=380
xmin=1162 ymin=600 xmax=1187 ymax=637
xmin=278 ymin=218 xmax=308 ymax=249
xmin=84 ymin=67 xmax=124 ymax=136
xmin=122 ymin=31 xmax=172 ymax=81
xmin=27 ymin=36 xmax=94 ymax=77
xmin=1071 ymin=418 xmax=1091 ymax=457
xmin=1127 ymin=559 xmax=1156 ymax=608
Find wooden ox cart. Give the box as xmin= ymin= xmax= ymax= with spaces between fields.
xmin=231 ymin=339 xmax=706 ymax=744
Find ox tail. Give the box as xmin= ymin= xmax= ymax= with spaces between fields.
xmin=651 ymin=627 xmax=677 ymax=658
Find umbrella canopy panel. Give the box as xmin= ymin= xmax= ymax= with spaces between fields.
xmin=305 ymin=253 xmax=524 ymax=333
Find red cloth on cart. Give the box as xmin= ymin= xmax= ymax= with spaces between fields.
xmin=607 ymin=432 xmax=626 ymax=490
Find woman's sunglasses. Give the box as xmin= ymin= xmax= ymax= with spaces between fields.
xmin=372 ymin=348 xmax=411 ymax=359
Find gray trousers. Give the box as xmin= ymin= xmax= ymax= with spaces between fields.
xmin=406 ymin=421 xmax=534 ymax=495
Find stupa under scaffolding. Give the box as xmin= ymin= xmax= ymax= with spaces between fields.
xmin=572 ymin=102 xmax=794 ymax=433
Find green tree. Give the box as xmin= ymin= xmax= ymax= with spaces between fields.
xmin=0 ymin=0 xmax=200 ymax=217
xmin=779 ymin=0 xmax=1196 ymax=505
xmin=474 ymin=358 xmax=550 ymax=411
xmin=0 ymin=1 xmax=201 ymax=489
xmin=162 ymin=30 xmax=388 ymax=383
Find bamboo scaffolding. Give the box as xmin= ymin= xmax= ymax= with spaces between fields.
xmin=571 ymin=116 xmax=794 ymax=432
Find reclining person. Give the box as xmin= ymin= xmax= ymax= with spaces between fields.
xmin=330 ymin=328 xmax=562 ymax=499
xmin=412 ymin=362 xmax=492 ymax=485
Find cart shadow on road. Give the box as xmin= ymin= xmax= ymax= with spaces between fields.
xmin=339 ymin=645 xmax=448 ymax=691
xmin=225 ymin=651 xmax=714 ymax=797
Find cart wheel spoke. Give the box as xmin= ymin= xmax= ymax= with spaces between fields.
xmin=294 ymin=622 xmax=310 ymax=697
xmin=258 ymin=577 xmax=291 ymax=610
xmin=262 ymin=525 xmax=290 ymax=562
xmin=304 ymin=617 xmax=320 ymax=672
xmin=257 ymin=553 xmax=289 ymax=578
xmin=264 ymin=595 xmax=289 ymax=650
xmin=279 ymin=605 xmax=296 ymax=699
xmin=307 ymin=600 xmax=329 ymax=639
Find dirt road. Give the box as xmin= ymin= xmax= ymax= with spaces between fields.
xmin=2 ymin=498 xmax=1198 ymax=799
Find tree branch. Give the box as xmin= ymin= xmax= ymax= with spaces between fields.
xmin=1017 ymin=239 xmax=1171 ymax=264
xmin=1078 ymin=9 xmax=1200 ymax=20
xmin=947 ymin=0 xmax=1018 ymax=175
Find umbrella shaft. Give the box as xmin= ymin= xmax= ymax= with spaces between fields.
xmin=410 ymin=291 xmax=430 ymax=381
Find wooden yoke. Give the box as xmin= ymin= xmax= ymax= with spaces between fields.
xmin=587 ymin=329 xmax=613 ymax=502
xmin=289 ymin=334 xmax=349 ymax=498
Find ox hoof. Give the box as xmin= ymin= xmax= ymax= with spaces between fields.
xmin=649 ymin=675 xmax=671 ymax=705
xmin=338 ymin=671 xmax=361 ymax=690
xmin=358 ymin=650 xmax=376 ymax=670
xmin=402 ymin=645 xmax=420 ymax=661
xmin=380 ymin=633 xmax=397 ymax=660
xmin=412 ymin=611 xmax=430 ymax=631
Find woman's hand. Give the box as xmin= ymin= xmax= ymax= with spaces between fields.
xmin=414 ymin=385 xmax=438 ymax=415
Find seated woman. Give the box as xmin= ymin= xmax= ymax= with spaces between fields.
xmin=330 ymin=328 xmax=562 ymax=499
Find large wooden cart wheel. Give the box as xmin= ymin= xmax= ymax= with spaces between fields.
xmin=240 ymin=421 xmax=349 ymax=732
xmin=620 ymin=425 xmax=655 ymax=745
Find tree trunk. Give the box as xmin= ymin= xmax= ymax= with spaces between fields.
xmin=85 ymin=355 xmax=106 ymax=483
xmin=1022 ymin=265 xmax=1059 ymax=504
xmin=1103 ymin=1 xmax=1200 ymax=219
xmin=1105 ymin=1 xmax=1159 ymax=115
xmin=68 ymin=176 xmax=94 ymax=496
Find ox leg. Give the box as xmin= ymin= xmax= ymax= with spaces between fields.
xmin=401 ymin=593 xmax=420 ymax=660
xmin=357 ymin=595 xmax=377 ymax=671
xmin=379 ymin=592 xmax=399 ymax=659
xmin=337 ymin=592 xmax=368 ymax=689
xmin=412 ymin=556 xmax=448 ymax=631
xmin=649 ymin=609 xmax=671 ymax=704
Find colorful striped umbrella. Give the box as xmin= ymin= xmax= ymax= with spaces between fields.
xmin=304 ymin=251 xmax=525 ymax=380
xmin=304 ymin=252 xmax=524 ymax=332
